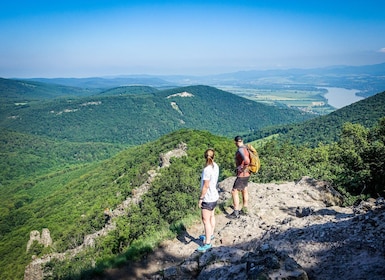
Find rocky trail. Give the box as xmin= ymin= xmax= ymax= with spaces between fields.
xmin=100 ymin=176 xmax=385 ymax=280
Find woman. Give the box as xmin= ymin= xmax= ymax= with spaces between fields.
xmin=197 ymin=148 xmax=219 ymax=252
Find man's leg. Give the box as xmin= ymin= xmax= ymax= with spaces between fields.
xmin=231 ymin=188 xmax=240 ymax=210
xmin=241 ymin=187 xmax=249 ymax=208
xmin=227 ymin=188 xmax=240 ymax=219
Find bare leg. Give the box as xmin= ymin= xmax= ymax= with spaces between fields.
xmin=241 ymin=187 xmax=249 ymax=208
xmin=231 ymin=189 xmax=240 ymax=211
xmin=202 ymin=209 xmax=213 ymax=244
xmin=210 ymin=210 xmax=215 ymax=237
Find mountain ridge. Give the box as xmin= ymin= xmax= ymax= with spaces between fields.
xmin=1 ymin=85 xmax=313 ymax=145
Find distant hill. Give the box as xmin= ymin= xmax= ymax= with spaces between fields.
xmin=152 ymin=63 xmax=385 ymax=99
xmin=26 ymin=76 xmax=175 ymax=89
xmin=252 ymin=90 xmax=385 ymax=146
xmin=1 ymin=84 xmax=314 ymax=145
xmin=0 ymin=77 xmax=99 ymax=100
xmin=195 ymin=63 xmax=385 ymax=98
xmin=97 ymin=85 xmax=159 ymax=96
xmin=22 ymin=63 xmax=385 ymax=98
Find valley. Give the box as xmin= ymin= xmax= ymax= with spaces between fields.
xmin=216 ymin=85 xmax=335 ymax=115
xmin=217 ymin=85 xmax=367 ymax=115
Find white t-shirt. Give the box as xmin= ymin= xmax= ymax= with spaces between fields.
xmin=200 ymin=162 xmax=219 ymax=202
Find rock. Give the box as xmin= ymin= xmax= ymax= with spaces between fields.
xmin=162 ymin=245 xmax=308 ymax=280
xmin=26 ymin=228 xmax=52 ymax=252
xmin=41 ymin=228 xmax=52 ymax=247
xmin=295 ymin=207 xmax=314 ymax=217
xmin=159 ymin=142 xmax=187 ymax=168
xmin=295 ymin=176 xmax=343 ymax=206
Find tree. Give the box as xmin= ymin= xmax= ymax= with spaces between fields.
xmin=333 ymin=120 xmax=385 ymax=196
xmin=334 ymin=123 xmax=370 ymax=194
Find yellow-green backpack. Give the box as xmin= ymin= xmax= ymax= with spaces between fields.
xmin=246 ymin=144 xmax=261 ymax=173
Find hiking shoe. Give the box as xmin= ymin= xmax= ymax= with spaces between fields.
xmin=197 ymin=243 xmax=212 ymax=252
xmin=199 ymin=235 xmax=215 ymax=242
xmin=240 ymin=207 xmax=249 ymax=216
xmin=227 ymin=211 xmax=240 ymax=219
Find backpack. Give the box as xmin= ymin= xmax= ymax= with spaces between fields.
xmin=245 ymin=144 xmax=261 ymax=173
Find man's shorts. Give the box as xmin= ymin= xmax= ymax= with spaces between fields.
xmin=232 ymin=176 xmax=250 ymax=191
xmin=201 ymin=201 xmax=217 ymax=211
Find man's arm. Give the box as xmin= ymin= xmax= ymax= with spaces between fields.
xmin=239 ymin=147 xmax=250 ymax=167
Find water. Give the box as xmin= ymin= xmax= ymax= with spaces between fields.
xmin=323 ymin=87 xmax=364 ymax=109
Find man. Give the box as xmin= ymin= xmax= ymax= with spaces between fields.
xmin=227 ymin=136 xmax=250 ymax=219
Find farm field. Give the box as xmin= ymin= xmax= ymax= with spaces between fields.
xmin=217 ymin=86 xmax=336 ymax=115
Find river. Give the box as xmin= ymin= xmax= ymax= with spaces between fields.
xmin=322 ymin=87 xmax=364 ymax=109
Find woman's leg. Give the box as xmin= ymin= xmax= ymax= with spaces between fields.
xmin=202 ymin=208 xmax=212 ymax=243
xmin=210 ymin=209 xmax=215 ymax=237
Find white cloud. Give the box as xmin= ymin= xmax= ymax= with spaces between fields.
xmin=379 ymin=48 xmax=385 ymax=53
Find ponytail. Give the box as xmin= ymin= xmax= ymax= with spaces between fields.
xmin=204 ymin=149 xmax=215 ymax=167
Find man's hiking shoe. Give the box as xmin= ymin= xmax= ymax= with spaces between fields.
xmin=227 ymin=211 xmax=240 ymax=219
xmin=240 ymin=207 xmax=249 ymax=216
xmin=197 ymin=243 xmax=212 ymax=252
xmin=199 ymin=235 xmax=215 ymax=242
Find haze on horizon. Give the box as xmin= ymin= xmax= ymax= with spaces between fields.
xmin=1 ymin=0 xmax=385 ymax=78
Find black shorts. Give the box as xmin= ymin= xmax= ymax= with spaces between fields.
xmin=201 ymin=201 xmax=217 ymax=211
xmin=232 ymin=176 xmax=249 ymax=191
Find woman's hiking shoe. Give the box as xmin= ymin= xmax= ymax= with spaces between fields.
xmin=199 ymin=235 xmax=215 ymax=242
xmin=226 ymin=210 xmax=240 ymax=219
xmin=197 ymin=243 xmax=212 ymax=252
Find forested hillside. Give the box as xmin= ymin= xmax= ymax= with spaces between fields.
xmin=1 ymin=84 xmax=314 ymax=145
xmin=0 ymin=130 xmax=124 ymax=186
xmin=244 ymin=90 xmax=385 ymax=146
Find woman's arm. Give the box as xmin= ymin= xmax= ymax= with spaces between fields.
xmin=198 ymin=179 xmax=210 ymax=207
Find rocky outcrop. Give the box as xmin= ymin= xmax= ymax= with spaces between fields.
xmin=26 ymin=228 xmax=52 ymax=252
xmin=148 ymin=177 xmax=385 ymax=280
xmin=159 ymin=142 xmax=187 ymax=168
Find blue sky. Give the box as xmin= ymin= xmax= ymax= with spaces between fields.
xmin=1 ymin=0 xmax=385 ymax=78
